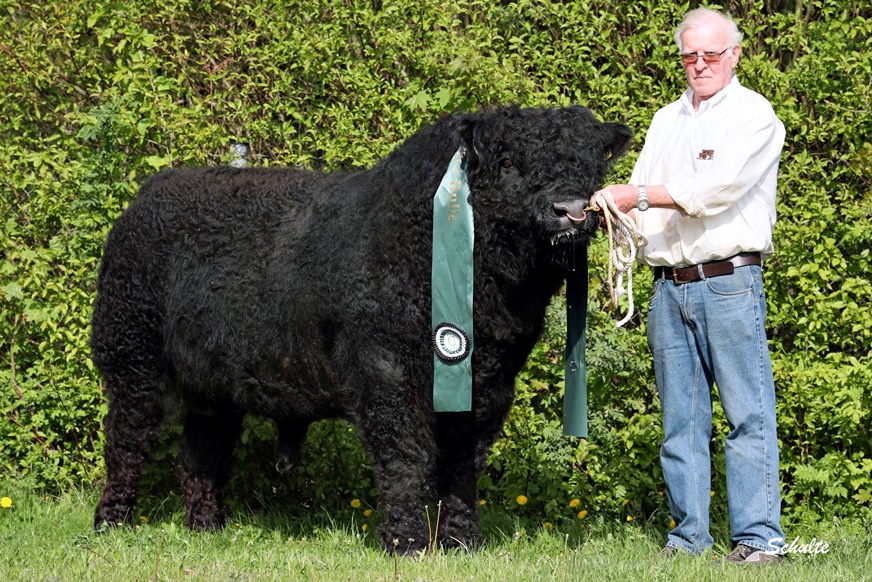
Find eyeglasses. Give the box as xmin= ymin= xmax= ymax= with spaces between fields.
xmin=680 ymin=47 xmax=731 ymax=65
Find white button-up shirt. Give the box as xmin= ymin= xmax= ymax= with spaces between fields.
xmin=631 ymin=76 xmax=786 ymax=267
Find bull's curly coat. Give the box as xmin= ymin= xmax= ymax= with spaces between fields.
xmin=91 ymin=105 xmax=631 ymax=553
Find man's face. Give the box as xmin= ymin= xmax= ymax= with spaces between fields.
xmin=680 ymin=19 xmax=739 ymax=106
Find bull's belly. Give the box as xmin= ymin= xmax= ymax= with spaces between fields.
xmin=172 ymin=349 xmax=346 ymax=421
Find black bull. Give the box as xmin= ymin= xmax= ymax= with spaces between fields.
xmin=90 ymin=105 xmax=631 ymax=553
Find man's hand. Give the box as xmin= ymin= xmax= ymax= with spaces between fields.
xmin=596 ymin=184 xmax=681 ymax=214
xmin=598 ymin=185 xmax=643 ymax=214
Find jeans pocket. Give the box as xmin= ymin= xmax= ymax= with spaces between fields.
xmin=649 ymin=277 xmax=666 ymax=311
xmin=705 ymin=266 xmax=755 ymax=297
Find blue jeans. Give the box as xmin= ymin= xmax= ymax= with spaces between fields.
xmin=647 ymin=265 xmax=783 ymax=554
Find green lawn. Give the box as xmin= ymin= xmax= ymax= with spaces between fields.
xmin=1 ymin=485 xmax=869 ymax=581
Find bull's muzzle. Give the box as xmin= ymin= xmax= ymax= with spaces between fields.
xmin=553 ymin=199 xmax=591 ymax=231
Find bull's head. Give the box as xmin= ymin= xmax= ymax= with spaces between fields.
xmin=456 ymin=106 xmax=632 ymax=252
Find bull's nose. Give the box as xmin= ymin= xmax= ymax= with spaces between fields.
xmin=553 ymin=199 xmax=589 ymax=222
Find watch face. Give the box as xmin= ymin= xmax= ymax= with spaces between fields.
xmin=637 ymin=198 xmax=650 ymax=211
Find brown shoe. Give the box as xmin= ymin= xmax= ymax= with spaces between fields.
xmin=724 ymin=543 xmax=782 ymax=565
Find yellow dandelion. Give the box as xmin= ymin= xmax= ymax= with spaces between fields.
xmin=621 ymin=499 xmax=630 ymax=506
xmin=479 ymin=500 xmax=487 ymax=506
xmin=626 ymin=515 xmax=634 ymax=521
xmin=544 ymin=522 xmax=553 ymax=531
xmin=363 ymin=509 xmax=373 ymax=517
xmin=1 ymin=497 xmax=11 ymax=508
xmin=140 ymin=516 xmax=148 ymax=522
xmin=350 ymin=499 xmax=361 ymax=508
xmin=516 ymin=495 xmax=528 ymax=506
xmin=569 ymin=498 xmax=580 ymax=508
xmin=710 ymin=491 xmax=715 ymax=497
xmin=669 ymin=520 xmax=676 ymax=528
xmin=362 ymin=524 xmax=368 ymax=531
xmin=577 ymin=510 xmax=588 ymax=519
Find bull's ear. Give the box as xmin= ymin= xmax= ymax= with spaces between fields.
xmin=456 ymin=115 xmax=482 ymax=171
xmin=604 ymin=122 xmax=633 ymax=160
xmin=457 ymin=116 xmax=475 ymax=149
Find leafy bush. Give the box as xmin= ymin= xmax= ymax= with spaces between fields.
xmin=1 ymin=0 xmax=869 ymax=526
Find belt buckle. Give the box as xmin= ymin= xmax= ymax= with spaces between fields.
xmin=671 ymin=267 xmax=692 ymax=285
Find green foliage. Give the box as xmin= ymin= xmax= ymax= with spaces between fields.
xmin=1 ymin=0 xmax=870 ymax=529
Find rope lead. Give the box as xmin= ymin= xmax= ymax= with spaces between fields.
xmin=590 ymin=190 xmax=648 ymax=328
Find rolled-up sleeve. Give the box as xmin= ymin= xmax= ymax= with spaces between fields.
xmin=665 ymin=103 xmax=785 ymax=218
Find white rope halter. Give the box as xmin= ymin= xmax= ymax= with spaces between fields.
xmin=589 ymin=189 xmax=648 ymax=328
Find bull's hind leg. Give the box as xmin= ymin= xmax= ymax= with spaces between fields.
xmin=94 ymin=372 xmax=167 ymax=529
xmin=179 ymin=405 xmax=243 ymax=530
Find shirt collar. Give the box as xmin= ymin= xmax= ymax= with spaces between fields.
xmin=680 ymin=75 xmax=741 ymax=115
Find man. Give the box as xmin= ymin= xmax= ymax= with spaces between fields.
xmin=599 ymin=8 xmax=785 ymax=564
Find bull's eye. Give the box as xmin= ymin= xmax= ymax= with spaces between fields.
xmin=501 ymin=158 xmax=514 ymax=169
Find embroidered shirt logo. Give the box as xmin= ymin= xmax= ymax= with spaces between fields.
xmin=698 ymin=149 xmax=715 ymax=160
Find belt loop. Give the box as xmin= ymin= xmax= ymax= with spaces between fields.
xmin=697 ymin=264 xmax=706 ymax=281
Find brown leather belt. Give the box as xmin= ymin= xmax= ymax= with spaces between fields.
xmin=654 ymin=252 xmax=762 ymax=285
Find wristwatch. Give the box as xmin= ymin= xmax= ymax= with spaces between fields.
xmin=636 ymin=185 xmax=650 ymax=211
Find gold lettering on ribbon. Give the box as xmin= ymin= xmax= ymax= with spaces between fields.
xmin=447 ymin=178 xmax=461 ymax=222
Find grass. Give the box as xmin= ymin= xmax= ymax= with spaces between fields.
xmin=1 ymin=484 xmax=869 ymax=581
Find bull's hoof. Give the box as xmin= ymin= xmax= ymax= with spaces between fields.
xmin=94 ymin=503 xmax=132 ymax=531
xmin=186 ymin=511 xmax=225 ymax=532
xmin=379 ymin=521 xmax=430 ymax=556
xmin=439 ymin=532 xmax=482 ymax=553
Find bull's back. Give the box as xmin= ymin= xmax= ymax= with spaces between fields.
xmin=91 ymin=166 xmax=318 ymax=387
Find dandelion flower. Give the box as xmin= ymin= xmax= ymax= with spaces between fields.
xmin=577 ymin=510 xmax=588 ymax=519
xmin=350 ymin=499 xmax=361 ymax=508
xmin=140 ymin=516 xmax=148 ymax=522
xmin=479 ymin=499 xmax=486 ymax=506
xmin=515 ymin=495 xmax=528 ymax=506
xmin=362 ymin=524 xmax=368 ymax=532
xmin=621 ymin=499 xmax=630 ymax=506
xmin=0 ymin=497 xmax=11 ymax=509
xmin=544 ymin=522 xmax=553 ymax=531
xmin=626 ymin=516 xmax=634 ymax=521
xmin=363 ymin=509 xmax=372 ymax=517
xmin=669 ymin=520 xmax=676 ymax=528
xmin=569 ymin=498 xmax=580 ymax=508
xmin=710 ymin=491 xmax=715 ymax=497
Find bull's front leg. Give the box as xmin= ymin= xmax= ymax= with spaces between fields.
xmin=432 ymin=412 xmax=492 ymax=551
xmin=351 ymin=359 xmax=436 ymax=555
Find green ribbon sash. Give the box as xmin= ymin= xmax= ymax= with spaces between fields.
xmin=431 ymin=147 xmax=474 ymax=412
xmin=430 ymin=147 xmax=588 ymax=433
xmin=563 ymin=246 xmax=588 ymax=438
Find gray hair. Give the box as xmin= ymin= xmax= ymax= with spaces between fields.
xmin=674 ymin=8 xmax=743 ymax=51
